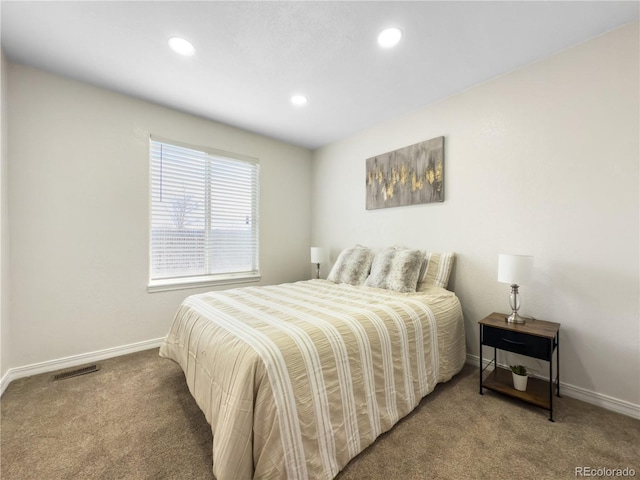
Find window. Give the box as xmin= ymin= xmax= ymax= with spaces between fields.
xmin=149 ymin=137 xmax=259 ymax=291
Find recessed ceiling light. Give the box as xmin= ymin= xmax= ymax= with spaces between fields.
xmin=291 ymin=95 xmax=308 ymax=106
xmin=378 ymin=27 xmax=403 ymax=48
xmin=168 ymin=36 xmax=195 ymax=56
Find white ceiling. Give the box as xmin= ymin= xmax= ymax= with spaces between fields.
xmin=2 ymin=1 xmax=638 ymax=150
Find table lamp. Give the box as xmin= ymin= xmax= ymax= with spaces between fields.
xmin=310 ymin=247 xmax=329 ymax=279
xmin=498 ymin=254 xmax=533 ymax=324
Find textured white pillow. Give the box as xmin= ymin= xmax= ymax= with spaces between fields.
xmin=417 ymin=252 xmax=455 ymax=290
xmin=364 ymin=247 xmax=424 ymax=292
xmin=327 ymin=245 xmax=375 ymax=286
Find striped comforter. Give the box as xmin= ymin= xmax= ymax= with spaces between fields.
xmin=159 ymin=280 xmax=466 ymax=480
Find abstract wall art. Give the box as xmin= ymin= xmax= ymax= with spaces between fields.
xmin=366 ymin=136 xmax=444 ymax=210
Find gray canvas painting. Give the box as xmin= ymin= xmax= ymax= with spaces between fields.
xmin=366 ymin=136 xmax=444 ymax=210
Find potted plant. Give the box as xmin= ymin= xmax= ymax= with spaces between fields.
xmin=510 ymin=364 xmax=528 ymax=391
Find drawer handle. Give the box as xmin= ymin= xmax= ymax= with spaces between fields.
xmin=502 ymin=338 xmax=526 ymax=346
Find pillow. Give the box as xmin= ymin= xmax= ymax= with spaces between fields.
xmin=364 ymin=247 xmax=424 ymax=293
xmin=327 ymin=245 xmax=375 ymax=286
xmin=417 ymin=252 xmax=455 ymax=290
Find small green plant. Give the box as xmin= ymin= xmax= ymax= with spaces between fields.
xmin=510 ymin=364 xmax=527 ymax=376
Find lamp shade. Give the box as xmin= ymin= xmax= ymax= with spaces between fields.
xmin=498 ymin=254 xmax=533 ymax=285
xmin=310 ymin=247 xmax=329 ymax=264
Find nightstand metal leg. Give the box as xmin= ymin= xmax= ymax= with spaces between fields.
xmin=549 ymin=351 xmax=554 ymax=422
xmin=556 ymin=331 xmax=561 ymax=397
xmin=479 ymin=325 xmax=483 ymax=395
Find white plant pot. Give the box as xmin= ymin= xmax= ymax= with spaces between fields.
xmin=512 ymin=372 xmax=528 ymax=392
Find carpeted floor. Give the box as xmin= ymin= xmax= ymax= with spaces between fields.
xmin=1 ymin=348 xmax=638 ymax=479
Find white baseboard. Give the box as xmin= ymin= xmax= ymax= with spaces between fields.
xmin=0 ymin=337 xmax=165 ymax=396
xmin=466 ymin=353 xmax=640 ymax=420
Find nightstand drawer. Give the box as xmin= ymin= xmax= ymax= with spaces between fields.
xmin=482 ymin=325 xmax=551 ymax=360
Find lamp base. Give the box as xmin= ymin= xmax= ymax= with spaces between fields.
xmin=506 ymin=312 xmax=526 ymax=324
xmin=506 ymin=283 xmax=525 ymax=324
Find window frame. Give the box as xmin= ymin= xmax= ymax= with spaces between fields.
xmin=147 ymin=135 xmax=261 ymax=293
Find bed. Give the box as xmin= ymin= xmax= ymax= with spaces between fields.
xmin=159 ymin=248 xmax=466 ymax=480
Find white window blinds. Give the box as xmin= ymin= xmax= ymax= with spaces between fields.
xmin=149 ymin=138 xmax=259 ymax=284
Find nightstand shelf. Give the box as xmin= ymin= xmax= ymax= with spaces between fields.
xmin=481 ymin=366 xmax=551 ymax=410
xmin=479 ymin=312 xmax=560 ymax=421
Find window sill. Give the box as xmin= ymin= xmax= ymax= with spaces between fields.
xmin=147 ymin=273 xmax=261 ymax=293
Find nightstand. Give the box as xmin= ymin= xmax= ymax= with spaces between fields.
xmin=479 ymin=312 xmax=560 ymax=421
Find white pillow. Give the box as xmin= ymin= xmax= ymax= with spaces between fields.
xmin=417 ymin=252 xmax=455 ymax=290
xmin=364 ymin=247 xmax=424 ymax=293
xmin=327 ymin=245 xmax=375 ymax=286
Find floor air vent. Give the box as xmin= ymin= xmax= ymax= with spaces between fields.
xmin=52 ymin=364 xmax=100 ymax=381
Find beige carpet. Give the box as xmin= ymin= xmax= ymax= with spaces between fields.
xmin=1 ymin=348 xmax=638 ymax=480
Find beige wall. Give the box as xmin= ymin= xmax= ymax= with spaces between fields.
xmin=1 ymin=50 xmax=9 ymax=378
xmin=312 ymin=23 xmax=639 ymax=406
xmin=7 ymin=63 xmax=312 ymax=369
